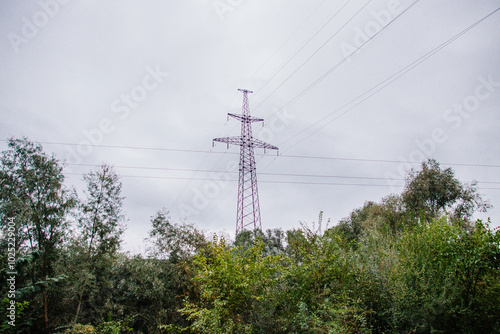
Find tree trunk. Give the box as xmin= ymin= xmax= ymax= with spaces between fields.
xmin=74 ymin=291 xmax=84 ymax=324
xmin=43 ymin=282 xmax=49 ymax=333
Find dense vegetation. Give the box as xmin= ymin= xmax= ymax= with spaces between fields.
xmin=0 ymin=138 xmax=499 ymax=333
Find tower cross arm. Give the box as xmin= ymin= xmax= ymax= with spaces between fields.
xmin=251 ymin=138 xmax=278 ymax=150
xmin=213 ymin=136 xmax=278 ymax=151
xmin=228 ymin=113 xmax=264 ymax=123
xmin=213 ymin=136 xmax=244 ymax=146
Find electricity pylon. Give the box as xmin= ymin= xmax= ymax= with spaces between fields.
xmin=213 ymin=89 xmax=278 ymax=234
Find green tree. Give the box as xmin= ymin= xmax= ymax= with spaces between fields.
xmin=234 ymin=228 xmax=286 ymax=256
xmin=180 ymin=235 xmax=287 ymax=333
xmin=402 ymin=159 xmax=491 ymax=224
xmin=0 ymin=138 xmax=75 ymax=332
xmin=336 ymin=160 xmax=492 ymax=245
xmin=146 ymin=210 xmax=206 ymax=263
xmin=69 ymin=164 xmax=125 ymax=325
xmin=79 ymin=164 xmax=124 ymax=258
xmin=278 ymin=226 xmax=371 ymax=333
xmin=335 ymin=201 xmax=379 ymax=245
xmin=389 ymin=218 xmax=500 ymax=333
xmin=111 ymin=254 xmax=192 ymax=333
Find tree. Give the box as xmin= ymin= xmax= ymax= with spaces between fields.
xmin=335 ymin=201 xmax=378 ymax=244
xmin=180 ymin=235 xmax=287 ymax=334
xmin=146 ymin=210 xmax=206 ymax=263
xmin=402 ymin=159 xmax=491 ymax=224
xmin=336 ymin=160 xmax=492 ymax=243
xmin=0 ymin=137 xmax=75 ymax=333
xmin=111 ymin=254 xmax=192 ymax=333
xmin=234 ymin=228 xmax=286 ymax=256
xmin=78 ymin=164 xmax=124 ymax=258
xmin=389 ymin=218 xmax=500 ymax=333
xmin=71 ymin=164 xmax=125 ymax=325
xmin=278 ymin=227 xmax=371 ymax=333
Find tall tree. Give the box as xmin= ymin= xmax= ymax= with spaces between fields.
xmin=71 ymin=164 xmax=125 ymax=324
xmin=0 ymin=137 xmax=75 ymax=332
xmin=146 ymin=210 xmax=206 ymax=262
xmin=402 ymin=159 xmax=491 ymax=223
xmin=79 ymin=164 xmax=124 ymax=258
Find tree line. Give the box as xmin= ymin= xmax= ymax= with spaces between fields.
xmin=0 ymin=137 xmax=499 ymax=333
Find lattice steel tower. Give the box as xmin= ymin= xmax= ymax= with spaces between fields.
xmin=213 ymin=89 xmax=278 ymax=234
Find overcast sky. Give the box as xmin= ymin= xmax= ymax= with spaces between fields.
xmin=1 ymin=0 xmax=499 ymax=253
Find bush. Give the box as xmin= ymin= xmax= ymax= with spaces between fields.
xmin=63 ymin=323 xmax=97 ymax=334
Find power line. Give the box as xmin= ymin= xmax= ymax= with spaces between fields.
xmin=246 ymin=0 xmax=331 ymax=94
xmin=278 ymin=5 xmax=500 ymax=153
xmin=204 ymin=5 xmax=500 ymax=183
xmin=64 ymin=172 xmax=399 ymax=187
xmin=69 ymin=163 xmax=401 ymax=181
xmin=216 ymin=0 xmax=333 ymax=139
xmin=278 ymin=154 xmax=500 ymax=169
xmin=207 ymin=1 xmax=337 ymax=199
xmin=168 ymin=149 xmax=214 ymax=211
xmin=222 ymin=0 xmax=367 ymax=142
xmin=64 ymin=172 xmax=500 ymax=190
xmin=251 ymin=0 xmax=354 ymax=102
xmin=253 ymin=4 xmax=500 ymax=175
xmin=257 ymin=0 xmax=421 ymax=124
xmin=3 ymin=140 xmax=500 ymax=169
xmin=253 ymin=0 xmax=371 ymax=112
xmin=179 ymin=5 xmax=500 ymax=218
xmin=65 ymin=163 xmax=500 ymax=184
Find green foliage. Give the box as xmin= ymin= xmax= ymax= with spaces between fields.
xmin=96 ymin=318 xmax=133 ymax=334
xmin=335 ymin=201 xmax=380 ymax=244
xmin=277 ymin=227 xmax=372 ymax=333
xmin=63 ymin=323 xmax=97 ymax=334
xmin=110 ymin=254 xmax=193 ymax=333
xmin=0 ymin=138 xmax=75 ymax=278
xmin=386 ymin=218 xmax=500 ymax=333
xmin=146 ymin=210 xmax=207 ymax=263
xmin=0 ymin=137 xmax=76 ymax=258
xmin=0 ymin=298 xmax=30 ymax=333
xmin=234 ymin=228 xmax=286 ymax=256
xmin=62 ymin=320 xmax=133 ymax=334
xmin=69 ymin=164 xmax=126 ymax=326
xmin=0 ymin=137 xmax=76 ymax=332
xmin=180 ymin=235 xmax=286 ymax=333
xmin=79 ymin=164 xmax=125 ymax=258
xmin=1 ymin=138 xmax=498 ymax=333
xmin=402 ymin=159 xmax=491 ymax=223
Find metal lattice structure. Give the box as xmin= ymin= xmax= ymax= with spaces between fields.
xmin=213 ymin=89 xmax=278 ymax=234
